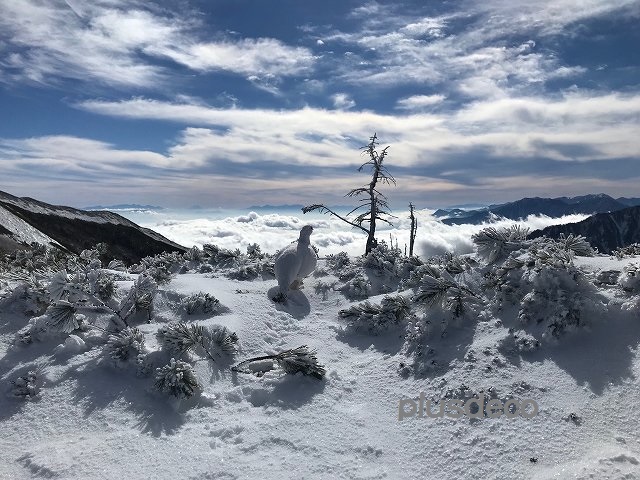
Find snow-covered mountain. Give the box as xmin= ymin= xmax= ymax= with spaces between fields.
xmin=83 ymin=204 xmax=164 ymax=211
xmin=0 ymin=190 xmax=185 ymax=262
xmin=531 ymin=205 xmax=640 ymax=253
xmin=441 ymin=194 xmax=629 ymax=225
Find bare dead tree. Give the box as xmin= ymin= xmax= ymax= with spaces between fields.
xmin=409 ymin=202 xmax=417 ymax=256
xmin=303 ymin=133 xmax=396 ymax=255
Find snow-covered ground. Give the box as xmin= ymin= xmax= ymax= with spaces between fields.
xmin=1 ymin=238 xmax=640 ymax=479
xmin=0 ymin=205 xmax=60 ymax=247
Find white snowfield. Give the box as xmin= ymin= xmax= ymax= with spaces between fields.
xmin=1 ymin=255 xmax=640 ymax=479
xmin=0 ymin=205 xmax=60 ymax=247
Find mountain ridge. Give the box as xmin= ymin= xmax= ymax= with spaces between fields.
xmin=441 ymin=193 xmax=630 ymax=225
xmin=530 ymin=205 xmax=640 ymax=253
xmin=0 ymin=190 xmax=185 ymax=263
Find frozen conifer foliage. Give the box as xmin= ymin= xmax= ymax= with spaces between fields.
xmin=154 ymin=358 xmax=201 ymax=398
xmin=105 ymin=327 xmax=145 ymax=362
xmin=232 ymin=345 xmax=326 ymax=379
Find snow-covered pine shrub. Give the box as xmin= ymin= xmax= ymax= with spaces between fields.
xmin=0 ymin=270 xmax=50 ymax=315
xmin=154 ymin=358 xmax=202 ymax=398
xmin=203 ymin=244 xmax=241 ymax=267
xmin=472 ymin=225 xmax=529 ymax=263
xmin=86 ymin=270 xmax=117 ymax=302
xmin=613 ymin=244 xmax=640 ymax=259
xmin=208 ymin=325 xmax=239 ymax=355
xmin=338 ymin=295 xmax=412 ymax=334
xmin=145 ymin=266 xmax=172 ymax=285
xmin=184 ymin=246 xmax=204 ymax=262
xmin=157 ymin=322 xmax=207 ymax=358
xmin=528 ymin=241 xmax=574 ymax=267
xmin=483 ymin=241 xmax=607 ymax=340
xmin=227 ymin=262 xmax=261 ymax=280
xmin=118 ymin=274 xmax=158 ymax=323
xmin=395 ymin=255 xmax=425 ymax=284
xmin=261 ymin=260 xmax=275 ymax=278
xmin=181 ymin=292 xmax=221 ymax=315
xmin=246 ymin=243 xmax=263 ymax=259
xmin=33 ymin=269 xmax=156 ymax=331
xmin=326 ymin=252 xmax=351 ymax=273
xmin=517 ymin=261 xmax=606 ymax=338
xmin=105 ymin=327 xmax=145 ymax=362
xmin=595 ymin=270 xmax=621 ymax=286
xmin=557 ymin=234 xmax=594 ymax=257
xmin=10 ymin=370 xmax=40 ymax=400
xmin=232 ymin=345 xmax=325 ymax=379
xmin=322 ymin=252 xmax=361 ymax=281
xmin=46 ymin=300 xmax=84 ymax=333
xmin=400 ymin=263 xmax=441 ymax=289
xmin=441 ymin=252 xmax=478 ymax=275
xmin=363 ymin=240 xmax=403 ymax=277
xmin=413 ymin=274 xmax=479 ymax=318
xmin=137 ymin=251 xmax=184 ymax=283
xmin=157 ymin=322 xmax=237 ymax=361
xmin=202 ymin=243 xmax=219 ymax=258
xmin=339 ymin=273 xmax=372 ymax=299
xmin=619 ymin=263 xmax=640 ymax=292
xmin=107 ymin=259 xmax=126 ymax=271
xmin=8 ymin=243 xmax=68 ymax=273
xmin=79 ymin=248 xmax=102 ymax=270
xmin=276 ymin=346 xmax=325 ymax=379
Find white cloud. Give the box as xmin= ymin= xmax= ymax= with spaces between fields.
xmin=323 ymin=0 xmax=635 ymax=99
xmin=0 ymin=0 xmax=314 ymax=88
xmin=331 ymin=93 xmax=356 ymax=110
xmin=399 ymin=17 xmax=448 ymax=38
xmin=78 ymin=93 xmax=640 ymax=166
xmin=396 ymin=94 xmax=446 ymax=111
xmin=0 ymin=135 xmax=171 ymax=172
xmin=150 ymin=38 xmax=313 ymax=76
xmin=125 ymin=207 xmax=592 ymax=259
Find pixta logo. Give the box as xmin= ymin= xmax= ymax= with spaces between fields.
xmin=398 ymin=392 xmax=538 ymax=420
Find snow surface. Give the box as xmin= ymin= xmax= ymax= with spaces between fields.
xmin=0 ymin=205 xmax=60 ymax=246
xmin=2 ymin=256 xmax=640 ymax=479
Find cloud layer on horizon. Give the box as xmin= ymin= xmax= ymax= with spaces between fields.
xmin=126 ymin=208 xmax=591 ymax=258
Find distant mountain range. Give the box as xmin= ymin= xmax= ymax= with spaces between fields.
xmin=0 ymin=191 xmax=185 ymax=263
xmin=438 ymin=194 xmax=640 ymax=225
xmin=83 ymin=204 xmax=164 ymax=211
xmin=530 ymin=205 xmax=640 ymax=253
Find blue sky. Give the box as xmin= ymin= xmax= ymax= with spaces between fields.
xmin=0 ymin=0 xmax=639 ymax=209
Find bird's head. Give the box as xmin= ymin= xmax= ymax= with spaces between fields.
xmin=299 ymin=225 xmax=314 ymax=240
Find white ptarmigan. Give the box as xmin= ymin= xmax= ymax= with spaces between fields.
xmin=274 ymin=225 xmax=317 ymax=299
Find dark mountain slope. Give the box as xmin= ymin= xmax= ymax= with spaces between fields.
xmin=530 ymin=206 xmax=640 ymax=253
xmin=0 ymin=190 xmax=185 ymax=264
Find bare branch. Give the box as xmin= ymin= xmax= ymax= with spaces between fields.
xmin=302 ymin=204 xmax=369 ymax=234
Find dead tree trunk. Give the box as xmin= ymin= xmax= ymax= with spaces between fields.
xmin=409 ymin=202 xmax=417 ymax=256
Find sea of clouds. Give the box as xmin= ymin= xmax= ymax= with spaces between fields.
xmin=118 ymin=207 xmax=589 ymax=258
